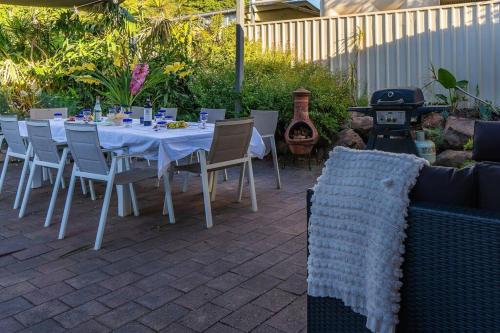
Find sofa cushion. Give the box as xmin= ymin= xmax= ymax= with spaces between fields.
xmin=410 ymin=165 xmax=475 ymax=207
xmin=475 ymin=162 xmax=500 ymax=212
xmin=473 ymin=121 xmax=500 ymax=162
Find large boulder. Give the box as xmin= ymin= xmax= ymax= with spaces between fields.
xmin=435 ymin=149 xmax=472 ymax=168
xmin=334 ymin=129 xmax=366 ymax=150
xmin=422 ymin=112 xmax=445 ymax=129
xmin=442 ymin=116 xmax=475 ymax=149
xmin=350 ymin=114 xmax=373 ymax=138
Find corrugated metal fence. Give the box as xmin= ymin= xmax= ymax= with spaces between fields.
xmin=245 ymin=1 xmax=500 ymax=105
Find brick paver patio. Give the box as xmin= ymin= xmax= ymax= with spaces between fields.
xmin=0 ymin=158 xmax=319 ymax=332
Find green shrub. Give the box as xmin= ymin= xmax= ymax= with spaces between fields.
xmin=189 ymin=49 xmax=351 ymax=145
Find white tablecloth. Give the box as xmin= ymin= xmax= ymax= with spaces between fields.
xmin=19 ymin=120 xmax=266 ymax=177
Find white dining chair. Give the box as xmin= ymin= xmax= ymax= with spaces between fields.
xmin=130 ymin=106 xmax=143 ymax=119
xmin=0 ymin=115 xmax=32 ymax=209
xmin=162 ymin=108 xmax=178 ymax=120
xmin=29 ymin=108 xmax=68 ymax=120
xmin=200 ymin=108 xmax=228 ymax=181
xmin=18 ymin=120 xmax=68 ymax=226
xmin=58 ymin=122 xmax=173 ymax=250
xmin=171 ymin=118 xmax=257 ymax=228
xmin=28 ymin=112 xmax=65 ymax=186
xmin=0 ymin=130 xmax=4 ymax=150
xmin=250 ymin=110 xmax=281 ymax=189
xmin=201 ymin=108 xmax=226 ymax=124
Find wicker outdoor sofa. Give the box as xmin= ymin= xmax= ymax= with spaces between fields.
xmin=306 ymin=188 xmax=500 ymax=332
xmin=307 ymin=121 xmax=500 ymax=332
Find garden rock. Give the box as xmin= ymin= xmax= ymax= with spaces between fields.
xmin=443 ymin=116 xmax=475 ymax=149
xmin=350 ymin=115 xmax=373 ymax=137
xmin=435 ymin=149 xmax=472 ymax=168
xmin=422 ymin=112 xmax=445 ymax=129
xmin=334 ymin=129 xmax=366 ymax=150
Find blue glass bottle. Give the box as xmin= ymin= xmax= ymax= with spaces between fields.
xmin=143 ymin=98 xmax=152 ymax=126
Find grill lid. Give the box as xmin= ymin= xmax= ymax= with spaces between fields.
xmin=370 ymin=88 xmax=425 ymax=107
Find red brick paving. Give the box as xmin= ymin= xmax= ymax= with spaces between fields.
xmin=0 ymin=159 xmax=319 ymax=332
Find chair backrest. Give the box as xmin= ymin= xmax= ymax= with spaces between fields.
xmin=29 ymin=108 xmax=68 ymax=120
xmin=130 ymin=106 xmax=143 ymax=119
xmin=162 ymin=108 xmax=178 ymax=121
xmin=201 ymin=108 xmax=226 ymax=124
xmin=26 ymin=119 xmax=60 ymax=164
xmin=0 ymin=115 xmax=27 ymax=155
xmin=208 ymin=118 xmax=254 ymax=164
xmin=250 ymin=110 xmax=279 ymax=137
xmin=64 ymin=122 xmax=108 ymax=175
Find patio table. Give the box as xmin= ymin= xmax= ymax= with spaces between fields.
xmin=18 ymin=119 xmax=266 ymax=216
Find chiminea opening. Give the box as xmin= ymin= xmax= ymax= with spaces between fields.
xmin=285 ymin=88 xmax=319 ymax=155
xmin=288 ymin=122 xmax=313 ymax=140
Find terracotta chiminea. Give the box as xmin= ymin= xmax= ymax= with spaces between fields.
xmin=285 ymin=88 xmax=319 ymax=155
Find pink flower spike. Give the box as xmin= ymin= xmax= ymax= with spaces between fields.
xmin=130 ymin=64 xmax=149 ymax=95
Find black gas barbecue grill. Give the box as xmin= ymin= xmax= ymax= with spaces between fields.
xmin=349 ymin=88 xmax=448 ymax=155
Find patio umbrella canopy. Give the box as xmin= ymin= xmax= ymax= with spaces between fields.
xmin=0 ymin=0 xmax=120 ymax=7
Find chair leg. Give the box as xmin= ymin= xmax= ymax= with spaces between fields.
xmin=210 ymin=170 xmax=218 ymax=202
xmin=59 ymin=168 xmax=77 ymax=240
xmin=0 ymin=152 xmax=10 ymax=194
xmin=123 ymin=156 xmax=139 ymax=216
xmin=44 ymin=165 xmax=64 ymax=227
xmin=199 ymin=152 xmax=213 ymax=228
xmin=80 ymin=177 xmax=87 ymax=195
xmin=129 ymin=183 xmax=139 ymax=217
xmin=94 ymin=179 xmax=114 ymax=250
xmin=89 ymin=180 xmax=96 ymax=201
xmin=237 ymin=162 xmax=246 ymax=203
xmin=223 ymin=169 xmax=228 ymax=181
xmin=270 ymin=136 xmax=282 ymax=189
xmin=182 ymin=172 xmax=190 ymax=193
xmin=175 ymin=160 xmax=180 ymax=175
xmin=42 ymin=167 xmax=48 ymax=182
xmin=47 ymin=168 xmax=54 ymax=185
xmin=182 ymin=153 xmax=195 ymax=193
xmin=18 ymin=161 xmax=37 ymax=218
xmin=208 ymin=172 xmax=214 ymax=194
xmin=247 ymin=158 xmax=258 ymax=212
xmin=162 ymin=175 xmax=175 ymax=224
xmin=14 ymin=155 xmax=30 ymax=209
xmin=60 ymin=176 xmax=66 ymax=189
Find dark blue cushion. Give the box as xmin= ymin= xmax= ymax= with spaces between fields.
xmin=411 ymin=165 xmax=475 ymax=207
xmin=475 ymin=162 xmax=500 ymax=212
xmin=473 ymin=121 xmax=500 ymax=162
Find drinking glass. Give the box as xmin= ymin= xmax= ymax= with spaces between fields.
xmin=123 ymin=118 xmax=133 ymax=128
xmin=159 ymin=108 xmax=166 ymax=120
xmin=108 ymin=107 xmax=116 ymax=118
xmin=199 ymin=111 xmax=208 ymax=129
xmin=82 ymin=109 xmax=91 ymax=123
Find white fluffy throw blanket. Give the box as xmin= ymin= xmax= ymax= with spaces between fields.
xmin=308 ymin=147 xmax=427 ymax=333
